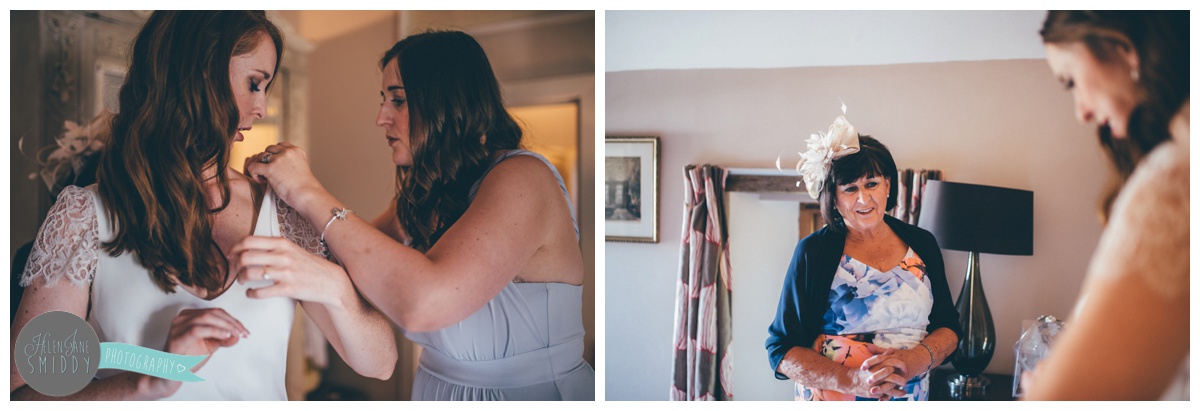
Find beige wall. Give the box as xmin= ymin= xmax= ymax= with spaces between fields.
xmin=307 ymin=14 xmax=399 ymax=221
xmin=605 ymin=59 xmax=1110 ymax=400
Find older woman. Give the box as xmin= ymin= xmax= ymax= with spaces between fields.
xmin=765 ymin=118 xmax=961 ymax=401
xmin=1025 ymin=11 xmax=1188 ymax=400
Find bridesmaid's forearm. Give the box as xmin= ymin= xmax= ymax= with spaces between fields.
xmin=292 ymin=187 xmax=346 ymax=234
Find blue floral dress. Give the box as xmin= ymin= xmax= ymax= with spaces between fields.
xmin=796 ymin=248 xmax=934 ymax=401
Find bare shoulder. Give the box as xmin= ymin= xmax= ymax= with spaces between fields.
xmin=476 ymin=154 xmax=562 ymax=200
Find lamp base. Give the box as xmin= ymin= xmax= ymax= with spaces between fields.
xmin=947 ymin=374 xmax=990 ymax=400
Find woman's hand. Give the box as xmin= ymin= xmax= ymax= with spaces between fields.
xmin=862 ymin=346 xmax=928 ymax=382
xmin=844 ymin=364 xmax=907 ymax=400
xmin=243 ymin=142 xmax=322 ymax=208
xmin=855 ymin=348 xmax=911 ymax=400
xmin=230 ymin=236 xmax=354 ymax=309
xmin=232 ymin=236 xmax=397 ymax=380
xmin=147 ymin=308 xmax=248 ymax=399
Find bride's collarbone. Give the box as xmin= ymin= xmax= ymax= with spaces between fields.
xmin=211 ymin=187 xmax=267 ymax=245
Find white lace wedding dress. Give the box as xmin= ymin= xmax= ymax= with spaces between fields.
xmin=20 ymin=184 xmax=325 ymax=400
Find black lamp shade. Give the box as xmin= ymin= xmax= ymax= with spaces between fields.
xmin=917 ymin=181 xmax=1033 ymax=256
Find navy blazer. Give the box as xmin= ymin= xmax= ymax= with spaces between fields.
xmin=765 ymin=214 xmax=962 ymax=379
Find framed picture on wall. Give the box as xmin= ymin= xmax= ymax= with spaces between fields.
xmin=605 ymin=136 xmax=659 ymax=243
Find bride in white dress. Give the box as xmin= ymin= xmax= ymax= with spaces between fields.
xmin=9 ymin=11 xmax=396 ymax=400
xmin=1026 ymin=11 xmax=1188 ymax=400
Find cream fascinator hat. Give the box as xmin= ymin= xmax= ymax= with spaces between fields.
xmin=778 ymin=102 xmax=861 ymax=199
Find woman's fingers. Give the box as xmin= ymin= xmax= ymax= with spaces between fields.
xmin=231 ymin=237 xmax=298 ymax=279
xmin=873 ymin=357 xmax=909 ymax=378
xmin=232 ymin=233 xmax=347 ymax=305
xmin=174 ymin=308 xmax=248 ymax=338
xmin=882 ymin=372 xmax=907 ymax=388
xmin=204 ymin=308 xmax=250 ymax=338
xmin=866 ymin=365 xmax=891 ymax=384
xmin=236 ymin=265 xmax=259 ymax=284
xmin=881 ymin=382 xmax=906 ymax=399
xmin=184 ymin=324 xmax=241 ymax=344
xmin=243 ymin=152 xmax=270 ymax=183
xmin=860 ymin=348 xmax=895 ymax=368
xmin=238 ymin=249 xmax=292 ymax=268
xmin=860 ymin=354 xmax=884 ymax=370
xmin=264 ymin=142 xmax=297 ymax=154
xmin=867 ymin=364 xmax=908 ymax=387
xmin=246 ymin=282 xmax=292 ymax=300
xmin=869 ymin=380 xmax=907 ymax=397
xmin=860 ymin=348 xmax=918 ymax=399
xmin=234 ymin=251 xmax=292 ymax=283
xmin=230 ymin=236 xmax=285 ymax=256
xmin=161 ymin=308 xmax=247 ymax=378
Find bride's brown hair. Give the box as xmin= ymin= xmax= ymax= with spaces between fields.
xmin=97 ymin=11 xmax=283 ymax=296
xmin=381 ymin=30 xmax=523 ymax=251
xmin=1040 ymin=11 xmax=1189 ymax=223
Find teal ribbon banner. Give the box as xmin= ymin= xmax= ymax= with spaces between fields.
xmin=98 ymin=343 xmax=206 ymax=382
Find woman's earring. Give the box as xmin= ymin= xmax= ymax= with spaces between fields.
xmin=1131 ymin=69 xmax=1139 ymax=82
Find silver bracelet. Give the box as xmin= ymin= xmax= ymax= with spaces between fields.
xmin=320 ymin=207 xmax=353 ymax=259
xmin=917 ymin=342 xmax=936 ymax=375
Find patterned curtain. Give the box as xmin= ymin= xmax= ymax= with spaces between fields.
xmin=892 ymin=169 xmax=942 ymax=225
xmin=671 ymin=164 xmax=733 ymax=401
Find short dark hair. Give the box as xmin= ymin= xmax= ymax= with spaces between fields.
xmin=818 ymin=135 xmax=898 ymax=233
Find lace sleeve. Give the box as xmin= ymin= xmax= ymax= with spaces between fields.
xmin=276 ymin=196 xmax=329 ymax=258
xmin=1087 ymin=143 xmax=1189 ymax=300
xmin=19 ymin=185 xmax=99 ymax=288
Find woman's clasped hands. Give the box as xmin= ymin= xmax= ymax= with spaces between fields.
xmin=854 ymin=347 xmax=925 ymax=401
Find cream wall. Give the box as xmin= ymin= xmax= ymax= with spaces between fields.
xmin=306 ymin=14 xmax=399 ymax=221
xmin=605 ymin=59 xmax=1110 ymax=400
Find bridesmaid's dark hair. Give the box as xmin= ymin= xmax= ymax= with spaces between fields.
xmin=380 ymin=30 xmax=523 ymax=251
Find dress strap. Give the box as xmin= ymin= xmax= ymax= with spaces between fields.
xmin=254 ymin=187 xmax=279 ymax=236
xmin=468 ymin=149 xmax=578 ymax=239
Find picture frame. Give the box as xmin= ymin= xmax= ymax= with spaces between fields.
xmin=605 ymin=136 xmax=659 ymax=243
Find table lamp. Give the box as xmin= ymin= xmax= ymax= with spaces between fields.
xmin=918 ymin=180 xmax=1033 ymax=400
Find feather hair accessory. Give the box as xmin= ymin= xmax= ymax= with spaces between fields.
xmin=778 ymin=102 xmax=860 ymax=199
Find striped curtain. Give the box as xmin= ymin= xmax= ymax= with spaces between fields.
xmin=892 ymin=169 xmax=942 ymax=225
xmin=670 ymin=164 xmax=733 ymax=401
